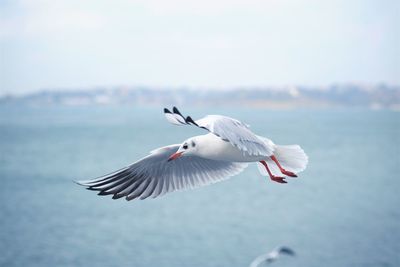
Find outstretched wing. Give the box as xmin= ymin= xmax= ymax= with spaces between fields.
xmin=249 ymin=253 xmax=276 ymax=267
xmin=76 ymin=144 xmax=247 ymax=201
xmin=164 ymin=107 xmax=274 ymax=157
xmin=249 ymin=246 xmax=296 ymax=267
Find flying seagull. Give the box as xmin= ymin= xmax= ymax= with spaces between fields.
xmin=76 ymin=107 xmax=308 ymax=201
xmin=249 ymin=246 xmax=296 ymax=267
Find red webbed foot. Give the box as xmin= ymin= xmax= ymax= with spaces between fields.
xmin=271 ymin=176 xmax=287 ymax=184
xmin=281 ymin=169 xmax=298 ymax=178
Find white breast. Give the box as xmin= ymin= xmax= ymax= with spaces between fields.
xmin=196 ymin=133 xmax=267 ymax=162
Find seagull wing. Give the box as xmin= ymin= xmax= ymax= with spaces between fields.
xmin=164 ymin=107 xmax=274 ymax=157
xmin=249 ymin=253 xmax=276 ymax=267
xmin=76 ymin=144 xmax=248 ymax=201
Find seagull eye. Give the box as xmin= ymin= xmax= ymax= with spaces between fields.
xmin=183 ymin=144 xmax=188 ymax=149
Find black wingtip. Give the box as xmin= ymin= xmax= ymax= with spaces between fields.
xmin=279 ymin=247 xmax=296 ymax=256
xmin=73 ymin=180 xmax=82 ymax=186
xmin=86 ymin=187 xmax=98 ymax=191
xmin=172 ymin=106 xmax=183 ymax=116
xmin=98 ymin=190 xmax=112 ymax=196
xmin=112 ymin=194 xmax=125 ymax=200
xmin=164 ymin=108 xmax=171 ymax=114
xmin=185 ymin=116 xmax=198 ymax=126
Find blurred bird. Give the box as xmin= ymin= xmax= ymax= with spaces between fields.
xmin=249 ymin=246 xmax=296 ymax=267
xmin=76 ymin=107 xmax=308 ymax=201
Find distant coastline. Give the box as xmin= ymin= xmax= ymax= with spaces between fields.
xmin=1 ymin=84 xmax=399 ymax=110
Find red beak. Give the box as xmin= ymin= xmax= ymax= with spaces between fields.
xmin=168 ymin=152 xmax=183 ymax=162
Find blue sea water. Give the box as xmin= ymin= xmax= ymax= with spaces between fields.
xmin=0 ymin=106 xmax=399 ymax=267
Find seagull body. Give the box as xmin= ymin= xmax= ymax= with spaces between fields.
xmin=77 ymin=107 xmax=308 ymax=201
xmin=178 ymin=133 xmax=267 ymax=162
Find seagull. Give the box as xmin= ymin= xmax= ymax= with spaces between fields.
xmin=249 ymin=246 xmax=296 ymax=267
xmin=76 ymin=107 xmax=308 ymax=201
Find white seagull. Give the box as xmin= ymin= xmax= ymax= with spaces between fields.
xmin=249 ymin=246 xmax=296 ymax=267
xmin=77 ymin=107 xmax=308 ymax=201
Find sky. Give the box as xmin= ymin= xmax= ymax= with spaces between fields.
xmin=0 ymin=0 xmax=399 ymax=95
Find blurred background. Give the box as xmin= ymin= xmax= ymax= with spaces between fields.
xmin=0 ymin=1 xmax=399 ymax=267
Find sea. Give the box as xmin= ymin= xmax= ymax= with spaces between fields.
xmin=0 ymin=105 xmax=399 ymax=267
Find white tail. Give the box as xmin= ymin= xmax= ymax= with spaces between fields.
xmin=257 ymin=144 xmax=308 ymax=177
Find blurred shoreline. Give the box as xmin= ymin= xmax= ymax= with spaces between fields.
xmin=1 ymin=84 xmax=399 ymax=110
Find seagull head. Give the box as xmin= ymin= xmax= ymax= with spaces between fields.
xmin=168 ymin=137 xmax=198 ymax=161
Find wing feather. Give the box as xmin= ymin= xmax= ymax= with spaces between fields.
xmin=77 ymin=144 xmax=248 ymax=201
xmin=164 ymin=107 xmax=274 ymax=156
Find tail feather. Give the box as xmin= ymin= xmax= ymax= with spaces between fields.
xmin=274 ymin=145 xmax=308 ymax=173
xmin=257 ymin=144 xmax=308 ymax=177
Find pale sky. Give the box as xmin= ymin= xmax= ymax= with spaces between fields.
xmin=1 ymin=0 xmax=399 ymax=95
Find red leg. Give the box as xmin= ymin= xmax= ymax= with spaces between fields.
xmin=259 ymin=160 xmax=287 ymax=184
xmin=270 ymin=155 xmax=298 ymax=177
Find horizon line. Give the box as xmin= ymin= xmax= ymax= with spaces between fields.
xmin=2 ymin=81 xmax=399 ymax=98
